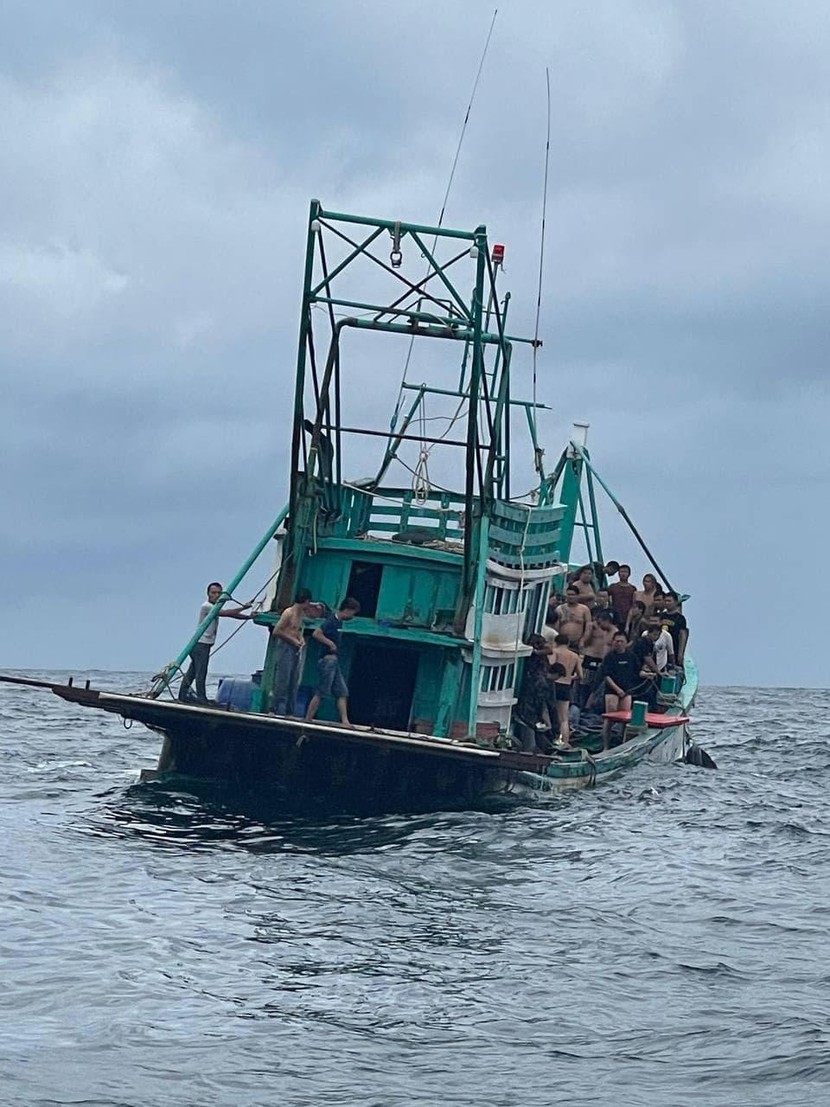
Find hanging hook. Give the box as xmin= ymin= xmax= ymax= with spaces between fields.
xmin=390 ymin=221 xmax=403 ymax=268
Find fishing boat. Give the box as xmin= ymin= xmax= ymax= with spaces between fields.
xmin=1 ymin=203 xmax=705 ymax=814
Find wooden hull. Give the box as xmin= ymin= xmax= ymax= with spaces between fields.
xmin=46 ymin=657 xmax=698 ymax=816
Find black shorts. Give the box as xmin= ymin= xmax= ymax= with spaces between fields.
xmin=554 ymin=682 xmax=572 ymax=702
xmin=582 ymin=656 xmax=602 ymax=677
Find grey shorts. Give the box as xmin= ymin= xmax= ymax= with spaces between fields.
xmin=316 ymin=655 xmax=348 ymax=699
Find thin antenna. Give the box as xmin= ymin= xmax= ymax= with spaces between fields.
xmin=436 ymin=8 xmax=498 ymax=230
xmin=389 ymin=8 xmax=499 ymax=438
xmin=532 ymin=66 xmax=551 ymax=415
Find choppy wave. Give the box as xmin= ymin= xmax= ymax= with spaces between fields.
xmin=1 ymin=673 xmax=828 ymax=1106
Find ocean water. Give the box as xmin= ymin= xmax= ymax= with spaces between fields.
xmin=1 ymin=673 xmax=828 ymax=1107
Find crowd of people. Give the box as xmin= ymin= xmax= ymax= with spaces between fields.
xmin=516 ymin=560 xmax=689 ymax=753
xmin=178 ymin=560 xmax=688 ymax=755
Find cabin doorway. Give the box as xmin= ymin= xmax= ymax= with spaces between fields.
xmin=348 ymin=642 xmax=419 ymax=731
xmin=346 ymin=560 xmax=383 ymax=618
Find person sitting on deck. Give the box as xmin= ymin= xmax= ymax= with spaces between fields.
xmin=178 ymin=583 xmax=252 ymax=704
xmin=658 ymin=592 xmax=689 ymax=668
xmin=271 ymin=589 xmax=320 ymax=716
xmin=625 ymin=599 xmax=648 ymax=642
xmin=580 ymin=610 xmax=616 ymax=707
xmin=608 ymin=563 xmax=637 ymax=629
xmin=549 ymin=634 xmax=583 ymax=748
xmin=552 ymin=586 xmax=592 ymax=651
xmin=305 ymin=597 xmax=361 ymax=726
xmin=599 ymin=632 xmax=641 ymax=749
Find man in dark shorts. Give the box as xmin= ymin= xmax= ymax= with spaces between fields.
xmin=549 ymin=634 xmax=583 ymax=747
xmin=599 ymin=632 xmax=641 ymax=749
xmin=552 ymin=586 xmax=592 ymax=651
xmin=580 ymin=610 xmax=616 ymax=708
xmin=305 ymin=597 xmax=361 ymax=725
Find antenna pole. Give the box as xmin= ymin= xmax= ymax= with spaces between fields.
xmin=532 ymin=66 xmax=551 ymax=434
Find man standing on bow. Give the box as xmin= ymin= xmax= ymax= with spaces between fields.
xmin=179 ymin=583 xmax=252 ymax=704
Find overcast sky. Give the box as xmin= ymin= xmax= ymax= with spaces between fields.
xmin=1 ymin=0 xmax=828 ymax=687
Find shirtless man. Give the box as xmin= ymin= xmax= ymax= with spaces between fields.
xmin=553 ymin=586 xmax=593 ymax=651
xmin=580 ymin=610 xmax=616 ymax=707
xmin=271 ymin=588 xmax=321 ymax=715
xmin=549 ymin=634 xmax=583 ymax=747
xmin=634 ymin=572 xmax=661 ymax=616
xmin=571 ymin=565 xmax=597 ymax=608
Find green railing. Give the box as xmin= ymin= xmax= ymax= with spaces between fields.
xmin=314 ymin=484 xmax=467 ymax=542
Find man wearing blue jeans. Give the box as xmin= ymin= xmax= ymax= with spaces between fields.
xmin=271 ymin=589 xmax=321 ymax=716
xmin=304 ymin=597 xmax=361 ymax=726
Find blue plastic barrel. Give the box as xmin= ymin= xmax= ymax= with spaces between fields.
xmin=217 ymin=678 xmax=254 ymax=712
xmin=294 ymin=684 xmax=313 ymax=718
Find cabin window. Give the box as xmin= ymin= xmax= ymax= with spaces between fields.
xmin=480 ymin=662 xmax=515 ymax=693
xmin=485 ymin=580 xmax=524 ymax=616
xmin=346 ymin=560 xmax=383 ymax=618
xmin=523 ymin=579 xmax=551 ymax=639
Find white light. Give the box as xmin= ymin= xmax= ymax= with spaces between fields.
xmin=572 ymin=422 xmax=590 ymax=447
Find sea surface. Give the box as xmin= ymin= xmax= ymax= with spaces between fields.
xmin=1 ymin=673 xmax=828 ymax=1107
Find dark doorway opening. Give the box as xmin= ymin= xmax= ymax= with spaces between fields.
xmin=346 ymin=560 xmax=383 ymax=618
xmin=348 ymin=642 xmax=419 ymax=731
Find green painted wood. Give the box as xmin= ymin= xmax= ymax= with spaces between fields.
xmin=466 ymin=516 xmax=490 ymax=738
xmin=313 ymin=538 xmax=463 ymax=566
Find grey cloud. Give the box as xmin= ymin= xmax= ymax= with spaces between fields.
xmin=2 ymin=0 xmax=829 ymax=685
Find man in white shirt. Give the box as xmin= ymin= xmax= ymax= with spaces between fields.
xmin=651 ymin=622 xmax=675 ymax=672
xmin=179 ymin=582 xmax=252 ymax=703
